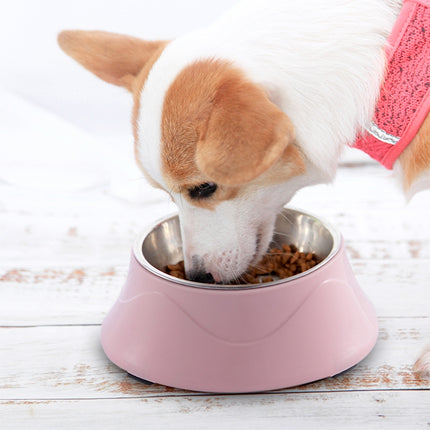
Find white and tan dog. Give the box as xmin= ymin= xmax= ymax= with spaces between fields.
xmin=58 ymin=0 xmax=430 ymax=370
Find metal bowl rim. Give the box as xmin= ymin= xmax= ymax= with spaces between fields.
xmin=133 ymin=206 xmax=342 ymax=290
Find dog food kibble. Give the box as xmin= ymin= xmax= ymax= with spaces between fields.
xmin=166 ymin=261 xmax=186 ymax=279
xmin=164 ymin=244 xmax=320 ymax=284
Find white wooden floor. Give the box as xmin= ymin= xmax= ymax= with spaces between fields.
xmin=1 ymin=154 xmax=429 ymax=429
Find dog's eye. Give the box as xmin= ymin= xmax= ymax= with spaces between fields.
xmin=188 ymin=182 xmax=218 ymax=199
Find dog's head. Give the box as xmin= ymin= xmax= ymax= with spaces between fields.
xmin=58 ymin=30 xmax=307 ymax=283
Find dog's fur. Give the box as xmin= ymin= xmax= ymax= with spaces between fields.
xmin=58 ymin=0 xmax=430 ymax=372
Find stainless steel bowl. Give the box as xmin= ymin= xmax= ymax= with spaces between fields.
xmin=134 ymin=207 xmax=341 ymax=289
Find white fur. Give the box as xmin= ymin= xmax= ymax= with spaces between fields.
xmin=136 ymin=0 xmax=402 ymax=281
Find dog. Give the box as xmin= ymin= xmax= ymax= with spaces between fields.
xmin=58 ymin=0 xmax=430 ymax=372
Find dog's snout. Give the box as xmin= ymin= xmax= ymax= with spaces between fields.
xmin=188 ymin=272 xmax=215 ymax=284
xmin=189 ymin=255 xmax=219 ymax=284
xmin=186 ymin=255 xmax=216 ymax=283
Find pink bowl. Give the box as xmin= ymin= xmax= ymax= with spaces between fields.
xmin=101 ymin=208 xmax=378 ymax=393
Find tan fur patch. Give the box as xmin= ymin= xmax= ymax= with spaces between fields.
xmin=257 ymin=143 xmax=306 ymax=186
xmin=161 ymin=60 xmax=229 ymax=186
xmin=400 ymin=112 xmax=430 ymax=190
xmin=58 ymin=30 xmax=166 ymax=91
xmin=160 ymin=59 xmax=299 ymax=208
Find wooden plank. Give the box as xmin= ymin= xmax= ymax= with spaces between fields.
xmin=0 ymin=201 xmax=410 ymax=244
xmin=1 ymin=391 xmax=430 ymax=430
xmin=1 ymin=258 xmax=429 ymax=326
xmin=1 ymin=231 xmax=428 ymax=269
xmin=0 ymin=265 xmax=125 ymax=326
xmin=1 ymin=165 xmax=429 ymax=267
xmin=346 ymin=240 xmax=430 ymax=260
xmin=0 ymin=183 xmax=175 ymax=266
xmin=0 ymin=318 xmax=429 ymax=400
xmin=3 ymin=220 xmax=426 ymax=267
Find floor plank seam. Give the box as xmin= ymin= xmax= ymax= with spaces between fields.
xmin=2 ymin=387 xmax=430 ymax=402
xmin=0 ymin=324 xmax=103 ymax=329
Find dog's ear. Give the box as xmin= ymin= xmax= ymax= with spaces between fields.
xmin=195 ymin=76 xmax=295 ymax=186
xmin=58 ymin=30 xmax=167 ymax=92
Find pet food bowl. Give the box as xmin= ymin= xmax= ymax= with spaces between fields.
xmin=101 ymin=208 xmax=378 ymax=393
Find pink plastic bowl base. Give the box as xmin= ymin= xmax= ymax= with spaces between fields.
xmin=101 ymin=215 xmax=378 ymax=393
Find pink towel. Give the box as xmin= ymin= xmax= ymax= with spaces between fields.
xmin=354 ymin=0 xmax=430 ymax=168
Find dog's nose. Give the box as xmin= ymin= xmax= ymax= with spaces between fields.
xmin=188 ymin=272 xmax=215 ymax=284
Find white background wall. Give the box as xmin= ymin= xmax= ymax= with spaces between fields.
xmin=0 ymin=0 xmax=234 ymax=137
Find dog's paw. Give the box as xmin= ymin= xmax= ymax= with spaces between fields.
xmin=413 ymin=345 xmax=430 ymax=377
